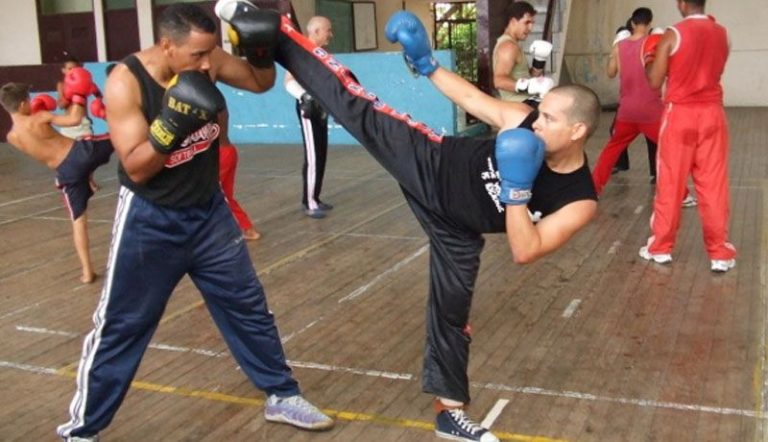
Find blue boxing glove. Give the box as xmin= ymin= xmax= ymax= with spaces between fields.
xmin=384 ymin=11 xmax=439 ymax=77
xmin=495 ymin=128 xmax=546 ymax=205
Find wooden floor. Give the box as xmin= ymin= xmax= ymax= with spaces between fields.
xmin=1 ymin=108 xmax=766 ymax=442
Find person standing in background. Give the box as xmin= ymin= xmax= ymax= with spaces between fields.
xmin=492 ymin=1 xmax=553 ymax=108
xmin=56 ymin=56 xmax=95 ymax=139
xmin=592 ymin=8 xmax=662 ymax=195
xmin=284 ymin=16 xmax=334 ymax=218
xmin=639 ymin=0 xmax=736 ymax=272
xmin=219 ymin=107 xmax=261 ymax=240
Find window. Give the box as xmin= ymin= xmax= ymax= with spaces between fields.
xmin=433 ymin=2 xmax=477 ymax=84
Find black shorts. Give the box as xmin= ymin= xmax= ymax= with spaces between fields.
xmin=55 ymin=135 xmax=114 ymax=220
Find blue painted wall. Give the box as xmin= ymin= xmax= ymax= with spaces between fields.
xmin=64 ymin=50 xmax=456 ymax=145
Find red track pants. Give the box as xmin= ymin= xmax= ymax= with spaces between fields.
xmin=592 ymin=119 xmax=661 ymax=195
xmin=219 ymin=144 xmax=254 ymax=231
xmin=645 ymin=103 xmax=736 ymax=259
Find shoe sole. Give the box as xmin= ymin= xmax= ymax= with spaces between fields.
xmin=711 ymin=263 xmax=735 ymax=273
xmin=639 ymin=253 xmax=672 ymax=264
xmin=435 ymin=429 xmax=476 ymax=441
xmin=265 ymin=413 xmax=335 ymax=431
xmin=435 ymin=429 xmax=496 ymax=442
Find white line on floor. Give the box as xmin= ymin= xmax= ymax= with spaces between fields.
xmin=561 ymin=299 xmax=582 ymax=318
xmin=471 ymin=381 xmax=765 ymax=419
xmin=0 ymin=191 xmax=118 ymax=226
xmin=338 ymin=244 xmax=428 ymax=303
xmin=480 ymin=398 xmax=509 ymax=429
xmin=281 ymin=319 xmax=321 ymax=343
xmin=287 ymin=360 xmax=413 ymax=380
xmin=0 ymin=360 xmax=58 ymax=375
xmin=29 ymin=216 xmax=114 ymax=224
xmin=14 ymin=324 xmax=411 ymax=379
xmin=0 ymin=303 xmax=45 ymax=319
xmin=12 ymin=326 xmax=767 ymax=419
xmin=0 ymin=177 xmax=118 ymax=209
xmin=0 ymin=191 xmax=59 ymax=208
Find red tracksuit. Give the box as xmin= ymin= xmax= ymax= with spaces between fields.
xmin=645 ymin=15 xmax=736 ymax=260
xmin=592 ymin=37 xmax=664 ymax=195
xmin=219 ymin=143 xmax=254 ymax=231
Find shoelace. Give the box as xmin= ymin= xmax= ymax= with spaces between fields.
xmin=280 ymin=396 xmax=322 ymax=416
xmin=449 ymin=409 xmax=483 ymax=435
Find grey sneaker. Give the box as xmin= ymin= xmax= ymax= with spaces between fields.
xmin=710 ymin=259 xmax=735 ymax=273
xmin=265 ymin=394 xmax=334 ymax=430
xmin=681 ymin=194 xmax=698 ymax=208
xmin=639 ymin=246 xmax=673 ymax=264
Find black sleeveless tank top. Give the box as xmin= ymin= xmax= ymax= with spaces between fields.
xmin=438 ymin=111 xmax=597 ymax=233
xmin=118 ymin=55 xmax=220 ymax=207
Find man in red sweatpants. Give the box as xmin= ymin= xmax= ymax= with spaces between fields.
xmin=639 ymin=0 xmax=736 ymax=272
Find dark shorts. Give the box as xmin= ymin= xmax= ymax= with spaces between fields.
xmin=55 ymin=136 xmax=114 ymax=220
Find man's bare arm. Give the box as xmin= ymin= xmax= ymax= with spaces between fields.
xmin=493 ymin=41 xmax=522 ymax=93
xmin=430 ymin=67 xmax=530 ymax=130
xmin=504 ymin=200 xmax=596 ymax=264
xmin=48 ymin=103 xmax=87 ymax=127
xmin=606 ymin=44 xmax=619 ymax=79
xmin=646 ymin=30 xmax=675 ymax=89
xmin=210 ymin=47 xmax=275 ymax=93
xmin=104 ymin=64 xmax=166 ymax=183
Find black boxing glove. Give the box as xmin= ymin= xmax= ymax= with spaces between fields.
xmin=149 ymin=71 xmax=225 ymax=154
xmin=215 ymin=0 xmax=280 ymax=68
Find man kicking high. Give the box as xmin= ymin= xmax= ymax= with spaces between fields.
xmin=218 ymin=3 xmax=599 ymax=441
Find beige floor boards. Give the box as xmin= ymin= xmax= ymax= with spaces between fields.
xmin=0 ymin=107 xmax=766 ymax=441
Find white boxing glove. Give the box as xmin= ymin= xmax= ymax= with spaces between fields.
xmin=529 ymin=40 xmax=553 ymax=70
xmin=515 ymin=78 xmax=531 ymax=93
xmin=528 ymin=76 xmax=555 ymax=97
xmin=613 ymin=29 xmax=631 ymax=46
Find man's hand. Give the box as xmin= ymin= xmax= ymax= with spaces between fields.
xmin=613 ymin=26 xmax=631 ymax=46
xmin=63 ymin=67 xmax=93 ymax=106
xmin=385 ymin=11 xmax=439 ymax=77
xmin=299 ymin=93 xmax=324 ymax=119
xmin=641 ymin=34 xmax=662 ymax=66
xmin=30 ymin=94 xmax=56 ymax=114
xmin=215 ymin=0 xmax=281 ymax=68
xmin=529 ymin=40 xmax=553 ymax=71
xmin=495 ymin=128 xmax=545 ymax=205
xmin=148 ymin=71 xmax=225 ymax=154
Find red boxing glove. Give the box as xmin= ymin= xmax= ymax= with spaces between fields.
xmin=64 ymin=67 xmax=93 ymax=105
xmin=641 ymin=34 xmax=662 ymax=66
xmin=30 ymin=94 xmax=56 ymax=114
xmin=89 ymin=82 xmax=102 ymax=99
xmin=90 ymin=97 xmax=106 ymax=119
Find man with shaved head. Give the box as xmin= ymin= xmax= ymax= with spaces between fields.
xmin=284 ymin=16 xmax=335 ymax=218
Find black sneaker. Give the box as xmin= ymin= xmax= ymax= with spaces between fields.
xmin=317 ymin=201 xmax=334 ymax=210
xmin=435 ymin=409 xmax=499 ymax=442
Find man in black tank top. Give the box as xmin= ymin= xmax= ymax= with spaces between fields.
xmin=263 ymin=12 xmax=600 ymax=441
xmin=57 ymin=4 xmax=334 ymax=441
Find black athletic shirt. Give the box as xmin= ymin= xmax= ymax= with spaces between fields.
xmin=438 ymin=111 xmax=597 ymax=234
xmin=117 ymin=55 xmax=220 ymax=207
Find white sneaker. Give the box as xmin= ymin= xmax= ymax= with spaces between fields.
xmin=710 ymin=259 xmax=735 ymax=273
xmin=639 ymin=246 xmax=672 ymax=264
xmin=265 ymin=394 xmax=334 ymax=430
xmin=682 ymin=195 xmax=698 ymax=208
